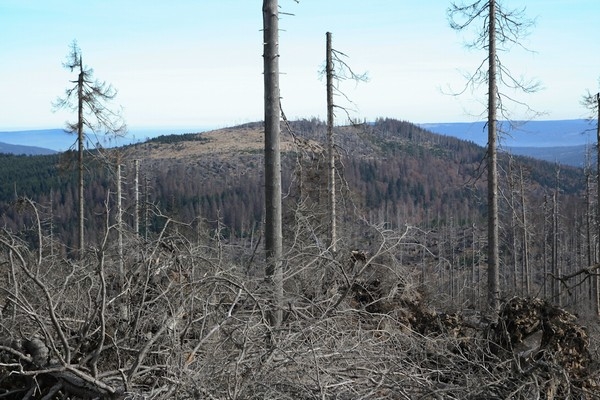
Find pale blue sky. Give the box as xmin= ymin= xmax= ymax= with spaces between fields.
xmin=1 ymin=0 xmax=599 ymax=130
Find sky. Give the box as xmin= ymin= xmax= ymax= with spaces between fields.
xmin=1 ymin=0 xmax=599 ymax=131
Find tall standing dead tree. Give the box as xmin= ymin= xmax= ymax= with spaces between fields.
xmin=263 ymin=0 xmax=283 ymax=328
xmin=324 ymin=32 xmax=368 ymax=254
xmin=54 ymin=40 xmax=125 ymax=258
xmin=582 ymin=88 xmax=600 ymax=314
xmin=448 ymin=0 xmax=539 ymax=314
xmin=326 ymin=32 xmax=337 ymax=254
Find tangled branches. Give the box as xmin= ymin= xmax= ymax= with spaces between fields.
xmin=0 ymin=202 xmax=598 ymax=399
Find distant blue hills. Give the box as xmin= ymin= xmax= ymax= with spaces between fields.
xmin=421 ymin=119 xmax=596 ymax=168
xmin=0 ymin=127 xmax=208 ymax=154
xmin=0 ymin=129 xmax=76 ymax=153
xmin=421 ymin=119 xmax=595 ymax=147
xmin=0 ymin=141 xmax=57 ymax=155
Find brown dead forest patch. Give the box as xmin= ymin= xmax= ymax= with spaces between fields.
xmin=125 ymin=126 xmax=300 ymax=161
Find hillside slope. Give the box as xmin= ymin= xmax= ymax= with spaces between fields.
xmin=118 ymin=118 xmax=584 ymax=231
xmin=0 ymin=141 xmax=56 ymax=155
xmin=0 ymin=119 xmax=585 ymax=246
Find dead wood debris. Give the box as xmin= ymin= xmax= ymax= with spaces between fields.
xmin=347 ymin=279 xmax=600 ymax=398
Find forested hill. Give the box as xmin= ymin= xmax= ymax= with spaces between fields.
xmin=0 ymin=118 xmax=585 ymax=250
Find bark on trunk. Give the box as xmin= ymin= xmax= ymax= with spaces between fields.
xmin=77 ymin=57 xmax=85 ymax=259
xmin=326 ymin=32 xmax=337 ymax=254
xmin=263 ymin=0 xmax=283 ymax=328
xmin=134 ymin=159 xmax=140 ymax=236
xmin=595 ymin=92 xmax=600 ymax=315
xmin=487 ymin=0 xmax=500 ymax=314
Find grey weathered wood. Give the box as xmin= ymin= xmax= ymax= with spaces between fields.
xmin=262 ymin=0 xmax=283 ymax=328
xmin=326 ymin=32 xmax=337 ymax=254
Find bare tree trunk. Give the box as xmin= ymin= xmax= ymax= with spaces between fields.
xmin=117 ymin=163 xmax=124 ymax=286
xmin=144 ymin=175 xmax=150 ymax=241
xmin=449 ymin=0 xmax=538 ymax=313
xmin=263 ymin=0 xmax=283 ymax=328
xmin=50 ymin=188 xmax=55 ymax=258
xmin=134 ymin=159 xmax=140 ymax=236
xmin=508 ymin=158 xmax=518 ymax=295
xmin=595 ymin=92 xmax=600 ymax=315
xmin=552 ymin=187 xmax=560 ymax=306
xmin=472 ymin=225 xmax=477 ymax=307
xmin=77 ymin=57 xmax=85 ymax=259
xmin=519 ymin=166 xmax=530 ymax=295
xmin=116 ymin=163 xmax=128 ymax=321
xmin=326 ymin=32 xmax=337 ymax=254
xmin=543 ymin=195 xmax=549 ymax=299
xmin=586 ymin=167 xmax=594 ymax=311
xmin=487 ymin=0 xmax=500 ymax=314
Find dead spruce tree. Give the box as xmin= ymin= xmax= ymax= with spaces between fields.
xmin=448 ymin=0 xmax=539 ymax=313
xmin=54 ymin=40 xmax=126 ymax=259
xmin=263 ymin=0 xmax=284 ymax=328
xmin=326 ymin=32 xmax=337 ymax=254
xmin=324 ymin=32 xmax=368 ymax=254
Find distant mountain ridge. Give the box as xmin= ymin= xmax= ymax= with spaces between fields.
xmin=421 ymin=119 xmax=594 ymax=167
xmin=506 ymin=144 xmax=593 ymax=168
xmin=420 ymin=119 xmax=594 ymax=147
xmin=0 ymin=129 xmax=75 ymax=152
xmin=0 ymin=141 xmax=56 ymax=155
xmin=0 ymin=127 xmax=210 ymax=152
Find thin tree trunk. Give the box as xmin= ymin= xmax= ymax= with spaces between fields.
xmin=508 ymin=158 xmax=518 ymax=295
xmin=144 ymin=175 xmax=150 ymax=241
xmin=77 ymin=57 xmax=85 ymax=259
xmin=116 ymin=163 xmax=128 ymax=321
xmin=543 ymin=195 xmax=549 ymax=299
xmin=134 ymin=159 xmax=140 ymax=236
xmin=263 ymin=0 xmax=283 ymax=328
xmin=117 ymin=163 xmax=124 ymax=286
xmin=326 ymin=32 xmax=337 ymax=254
xmin=595 ymin=92 xmax=600 ymax=315
xmin=552 ymin=188 xmax=560 ymax=305
xmin=50 ymin=188 xmax=55 ymax=258
xmin=586 ymin=168 xmax=593 ymax=311
xmin=520 ymin=166 xmax=530 ymax=295
xmin=487 ymin=0 xmax=500 ymax=314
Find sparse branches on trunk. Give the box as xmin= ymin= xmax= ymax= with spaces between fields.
xmin=53 ymin=40 xmax=126 ymax=259
xmin=326 ymin=32 xmax=337 ymax=254
xmin=448 ymin=0 xmax=539 ymax=314
xmin=321 ymin=34 xmax=369 ymax=123
xmin=448 ymin=2 xmax=540 ymax=116
xmin=324 ymin=32 xmax=368 ymax=254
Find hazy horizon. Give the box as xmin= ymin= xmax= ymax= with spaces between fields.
xmin=0 ymin=118 xmax=594 ymax=152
